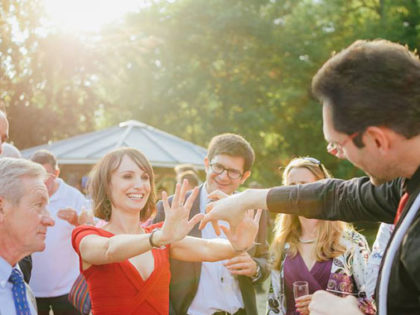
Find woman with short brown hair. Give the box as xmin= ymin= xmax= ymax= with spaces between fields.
xmin=72 ymin=147 xmax=260 ymax=315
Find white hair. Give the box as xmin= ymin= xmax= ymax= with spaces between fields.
xmin=0 ymin=158 xmax=46 ymax=204
xmin=0 ymin=143 xmax=21 ymax=158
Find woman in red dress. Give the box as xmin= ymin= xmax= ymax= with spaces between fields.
xmin=72 ymin=147 xmax=260 ymax=315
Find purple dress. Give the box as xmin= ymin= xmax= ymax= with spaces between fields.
xmin=283 ymin=252 xmax=332 ymax=315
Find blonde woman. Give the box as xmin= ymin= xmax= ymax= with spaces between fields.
xmin=267 ymin=157 xmax=375 ymax=315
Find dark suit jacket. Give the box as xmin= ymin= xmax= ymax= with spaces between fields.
xmin=18 ymin=255 xmax=32 ymax=284
xmin=153 ymin=185 xmax=269 ymax=315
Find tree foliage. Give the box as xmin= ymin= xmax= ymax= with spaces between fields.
xmin=2 ymin=0 xmax=420 ymax=185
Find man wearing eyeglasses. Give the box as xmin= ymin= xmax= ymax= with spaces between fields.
xmin=201 ymin=40 xmax=420 ymax=315
xmin=154 ymin=133 xmax=268 ymax=315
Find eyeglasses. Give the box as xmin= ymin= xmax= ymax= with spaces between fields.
xmin=303 ymin=157 xmax=327 ymax=178
xmin=327 ymin=132 xmax=359 ymax=157
xmin=210 ymin=163 xmax=243 ymax=180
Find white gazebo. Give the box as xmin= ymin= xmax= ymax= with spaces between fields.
xmin=21 ymin=120 xmax=207 ymax=191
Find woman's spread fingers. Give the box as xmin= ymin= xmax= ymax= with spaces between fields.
xmin=172 ymin=182 xmax=181 ymax=208
xmin=162 ymin=191 xmax=170 ymax=211
xmin=219 ymin=225 xmax=230 ymax=239
xmin=179 ymin=179 xmax=189 ymax=204
xmin=185 ymin=187 xmax=199 ymax=210
xmin=188 ymin=213 xmax=204 ymax=228
xmin=211 ymin=221 xmax=221 ymax=235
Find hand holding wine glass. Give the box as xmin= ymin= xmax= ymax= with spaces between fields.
xmin=294 ymin=281 xmax=310 ymax=315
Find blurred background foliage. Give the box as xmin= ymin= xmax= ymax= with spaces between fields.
xmin=1 ymin=0 xmax=419 ymax=188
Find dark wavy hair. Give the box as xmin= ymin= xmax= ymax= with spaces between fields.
xmin=312 ymin=39 xmax=420 ymax=147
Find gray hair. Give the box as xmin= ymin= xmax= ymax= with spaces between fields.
xmin=0 ymin=158 xmax=46 ymax=204
xmin=0 ymin=143 xmax=21 ymax=158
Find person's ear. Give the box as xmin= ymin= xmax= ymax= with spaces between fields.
xmin=0 ymin=197 xmax=7 ymax=223
xmin=240 ymin=170 xmax=251 ymax=184
xmin=365 ymin=126 xmax=391 ymax=153
xmin=55 ymin=167 xmax=60 ymax=177
xmin=204 ymin=157 xmax=210 ymax=172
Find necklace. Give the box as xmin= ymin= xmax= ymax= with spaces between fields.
xmin=299 ymin=238 xmax=316 ymax=244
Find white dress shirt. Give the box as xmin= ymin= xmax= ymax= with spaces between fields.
xmin=0 ymin=256 xmax=37 ymax=315
xmin=188 ymin=184 xmax=244 ymax=315
xmin=29 ymin=178 xmax=87 ymax=297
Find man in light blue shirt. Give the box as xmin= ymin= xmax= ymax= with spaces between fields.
xmin=0 ymin=158 xmax=55 ymax=315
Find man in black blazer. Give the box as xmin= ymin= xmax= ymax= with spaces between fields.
xmin=154 ymin=133 xmax=268 ymax=315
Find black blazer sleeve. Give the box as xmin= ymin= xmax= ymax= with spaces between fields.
xmin=266 ymin=177 xmax=402 ymax=223
xmin=18 ymin=255 xmax=32 ymax=284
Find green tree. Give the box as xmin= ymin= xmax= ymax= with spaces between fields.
xmin=2 ymin=0 xmax=420 ymax=187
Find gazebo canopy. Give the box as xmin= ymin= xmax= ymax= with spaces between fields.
xmin=21 ymin=120 xmax=207 ymax=169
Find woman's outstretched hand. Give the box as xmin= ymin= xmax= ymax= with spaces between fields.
xmin=220 ymin=209 xmax=262 ymax=253
xmin=160 ymin=180 xmax=203 ymax=244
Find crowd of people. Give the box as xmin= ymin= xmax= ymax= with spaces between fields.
xmin=0 ymin=38 xmax=419 ymax=315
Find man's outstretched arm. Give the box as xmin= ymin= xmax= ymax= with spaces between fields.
xmin=201 ymin=177 xmax=401 ymax=232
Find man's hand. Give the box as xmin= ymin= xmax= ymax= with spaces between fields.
xmin=57 ymin=208 xmax=94 ymax=226
xmin=78 ymin=209 xmax=95 ymax=225
xmin=57 ymin=208 xmax=79 ymax=226
xmin=199 ymin=189 xmax=269 ymax=234
xmin=224 ymin=252 xmax=257 ymax=277
xmin=220 ymin=209 xmax=261 ymax=253
xmin=308 ymin=291 xmax=362 ymax=315
xmin=202 ymin=190 xmax=243 ymax=235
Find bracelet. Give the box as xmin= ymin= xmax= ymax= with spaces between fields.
xmin=149 ymin=229 xmax=165 ymax=249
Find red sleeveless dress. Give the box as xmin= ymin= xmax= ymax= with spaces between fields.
xmin=72 ymin=223 xmax=170 ymax=315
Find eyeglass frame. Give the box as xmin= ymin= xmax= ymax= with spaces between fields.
xmin=209 ymin=162 xmax=244 ymax=180
xmin=327 ymin=132 xmax=359 ymax=157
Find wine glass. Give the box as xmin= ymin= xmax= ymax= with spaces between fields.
xmin=293 ymin=281 xmax=309 ymax=299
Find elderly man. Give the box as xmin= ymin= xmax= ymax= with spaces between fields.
xmin=0 ymin=111 xmax=33 ymax=284
xmin=0 ymin=158 xmax=55 ymax=315
xmin=201 ymin=40 xmax=420 ymax=315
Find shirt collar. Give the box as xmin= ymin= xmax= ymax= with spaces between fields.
xmin=0 ymin=256 xmax=13 ymax=284
xmin=403 ymin=164 xmax=420 ymax=194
